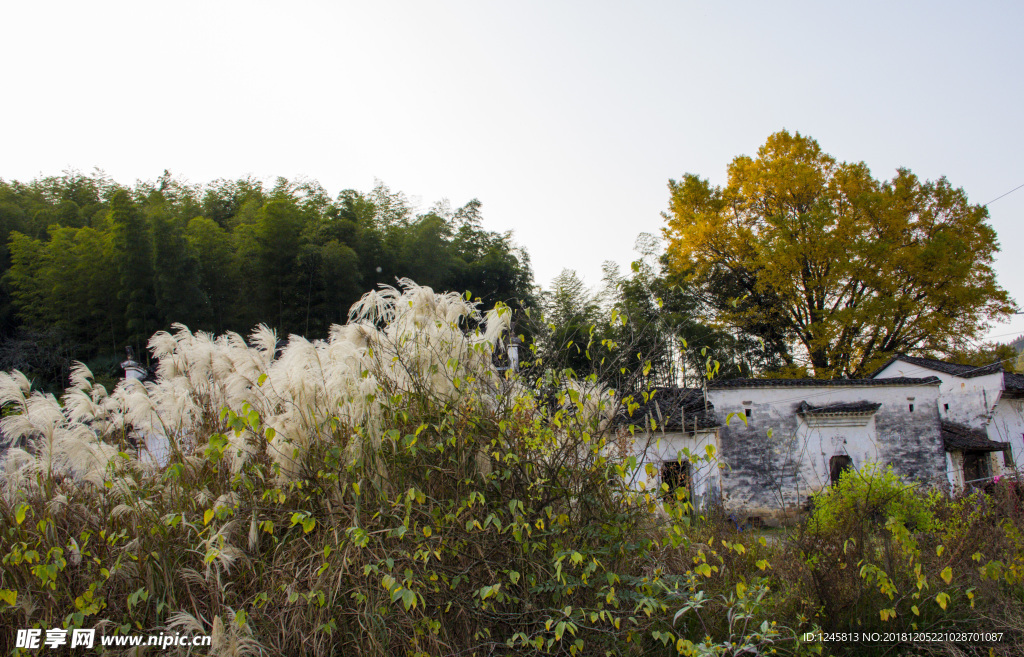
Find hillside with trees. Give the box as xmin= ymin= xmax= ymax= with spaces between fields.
xmin=0 ymin=171 xmax=533 ymax=388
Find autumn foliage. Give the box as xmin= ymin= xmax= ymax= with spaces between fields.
xmin=663 ymin=131 xmax=1016 ymax=377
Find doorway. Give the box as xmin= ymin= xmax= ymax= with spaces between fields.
xmin=829 ymin=455 xmax=853 ymax=486
xmin=661 ymin=460 xmax=692 ymax=499
xmin=962 ymin=451 xmax=991 ymax=486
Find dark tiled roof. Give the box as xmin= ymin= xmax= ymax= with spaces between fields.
xmin=708 ymin=376 xmax=940 ymax=389
xmin=1005 ymin=372 xmax=1024 ymax=392
xmin=617 ymin=387 xmax=718 ymax=431
xmin=871 ymin=354 xmax=1005 ymax=379
xmin=940 ymin=421 xmax=1008 ymax=453
xmin=797 ymin=401 xmax=882 ymax=415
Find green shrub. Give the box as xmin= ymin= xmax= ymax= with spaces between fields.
xmin=793 ymin=463 xmax=1024 ymax=653
xmin=807 ymin=462 xmax=938 ymax=536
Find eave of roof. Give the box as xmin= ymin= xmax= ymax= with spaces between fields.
xmin=797 ymin=401 xmax=882 ymax=415
xmin=940 ymin=420 xmax=1008 ymax=453
xmin=1004 ymin=372 xmax=1024 ymax=392
xmin=708 ymin=376 xmax=940 ymax=389
xmin=616 ymin=386 xmax=719 ymax=431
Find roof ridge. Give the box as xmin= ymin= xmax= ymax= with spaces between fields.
xmin=871 ymin=353 xmax=1005 ymax=379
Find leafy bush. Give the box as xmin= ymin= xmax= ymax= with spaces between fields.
xmin=807 ymin=462 xmax=938 ymax=536
xmin=793 ymin=462 xmax=1024 ymax=652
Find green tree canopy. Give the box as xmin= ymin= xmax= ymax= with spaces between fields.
xmin=0 ymin=172 xmax=534 ymax=388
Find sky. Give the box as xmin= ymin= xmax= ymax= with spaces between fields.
xmin=3 ymin=0 xmax=1023 ymax=344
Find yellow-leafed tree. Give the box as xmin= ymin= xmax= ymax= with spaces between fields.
xmin=663 ymin=130 xmax=1016 ymax=377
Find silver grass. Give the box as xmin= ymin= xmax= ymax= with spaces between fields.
xmin=208 ymin=608 xmax=265 ymax=657
xmin=0 ymin=370 xmax=31 ymax=409
xmin=110 ymin=504 xmax=135 ymax=520
xmin=45 ymin=493 xmax=68 ymax=515
xmin=203 ymin=519 xmax=247 ymax=582
xmin=2 ymin=281 xmax=524 ymax=490
xmin=166 ymin=610 xmax=205 ymax=634
xmin=247 ymin=512 xmax=259 ymax=552
xmin=0 ymin=448 xmax=37 ymax=499
xmin=176 ymin=567 xmax=207 ymax=589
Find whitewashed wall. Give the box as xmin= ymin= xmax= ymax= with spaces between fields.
xmin=793 ymin=411 xmax=879 ymax=492
xmin=628 ymin=429 xmax=721 ymax=510
xmin=945 ymin=451 xmax=965 ymax=490
xmin=874 ymin=358 xmax=1023 ymax=472
xmin=987 ymin=398 xmax=1024 ymax=470
xmin=873 ymin=361 xmax=1003 ymax=426
xmin=139 ymin=433 xmax=171 ymax=468
xmin=708 ymin=381 xmax=946 ymax=522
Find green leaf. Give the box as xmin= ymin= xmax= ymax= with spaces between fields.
xmin=162 ymin=463 xmax=184 ymax=482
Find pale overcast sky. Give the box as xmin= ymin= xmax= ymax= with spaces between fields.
xmin=3 ymin=1 xmax=1023 ymax=343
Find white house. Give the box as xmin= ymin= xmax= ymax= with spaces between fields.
xmin=618 ymin=356 xmax=1021 ymax=524
xmin=872 ymin=355 xmax=1021 ymax=486
xmin=706 ymin=376 xmax=947 ymax=523
xmin=121 ymin=349 xmax=171 ymax=468
xmin=620 ymin=387 xmax=722 ymax=511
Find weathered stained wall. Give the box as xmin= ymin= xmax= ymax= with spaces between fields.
xmin=946 ymin=451 xmax=965 ymax=490
xmin=874 ymin=358 xmax=1024 ymax=472
xmin=871 ymin=394 xmax=947 ymax=483
xmin=708 ymin=381 xmax=946 ymax=523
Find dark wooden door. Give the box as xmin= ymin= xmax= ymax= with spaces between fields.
xmin=962 ymin=451 xmax=990 ymax=485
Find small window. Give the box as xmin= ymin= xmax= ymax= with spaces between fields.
xmin=829 ymin=455 xmax=853 ymax=485
xmin=744 ymin=408 xmax=752 ymax=418
xmin=908 ymin=403 xmax=914 ymax=412
xmin=944 ymin=403 xmax=949 ymax=412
